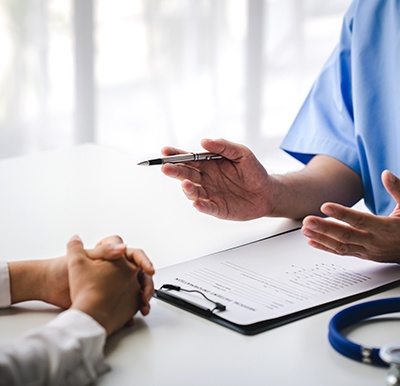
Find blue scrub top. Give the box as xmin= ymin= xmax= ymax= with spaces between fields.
xmin=281 ymin=0 xmax=400 ymax=216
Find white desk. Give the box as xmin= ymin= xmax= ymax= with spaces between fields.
xmin=0 ymin=144 xmax=398 ymax=386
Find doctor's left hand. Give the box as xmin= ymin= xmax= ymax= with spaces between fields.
xmin=301 ymin=170 xmax=400 ymax=263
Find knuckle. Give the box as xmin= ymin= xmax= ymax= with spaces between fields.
xmin=132 ymin=248 xmax=146 ymax=258
xmin=385 ymin=221 xmax=399 ymax=235
xmin=335 ymin=243 xmax=349 ymax=255
xmin=184 ymin=188 xmax=197 ymax=201
xmin=111 ymin=235 xmax=124 ymax=243
xmin=353 ymin=215 xmax=366 ymax=229
xmin=340 ymin=229 xmax=352 ymax=242
xmin=188 ymin=167 xmax=201 ymax=183
xmin=186 ymin=168 xmax=195 ymax=181
xmin=101 ymin=235 xmax=123 ymax=245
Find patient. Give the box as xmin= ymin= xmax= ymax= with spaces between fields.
xmin=0 ymin=235 xmax=155 ymax=386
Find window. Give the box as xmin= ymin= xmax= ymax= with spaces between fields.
xmin=0 ymin=0 xmax=351 ymax=160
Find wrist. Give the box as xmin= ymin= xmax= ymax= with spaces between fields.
xmin=268 ymin=173 xmax=318 ymax=220
xmin=71 ymin=295 xmax=113 ymax=336
xmin=8 ymin=260 xmax=43 ymax=304
xmin=262 ymin=175 xmax=284 ymax=218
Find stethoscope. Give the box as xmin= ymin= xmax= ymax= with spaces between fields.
xmin=329 ymin=298 xmax=400 ymax=385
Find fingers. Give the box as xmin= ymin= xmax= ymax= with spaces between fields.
xmin=125 ymin=248 xmax=155 ymax=275
xmin=181 ymin=179 xmax=209 ymax=200
xmin=301 ymin=211 xmax=400 ymax=262
xmin=86 ymin=242 xmax=127 ymax=261
xmin=139 ymin=272 xmax=154 ymax=316
xmin=301 ymin=203 xmax=375 ymax=257
xmin=192 ymin=198 xmax=222 ymax=217
xmin=162 ymin=138 xmax=250 ymax=162
xmin=88 ymin=236 xmax=156 ymax=274
xmin=382 ymin=170 xmax=400 ymax=207
xmin=161 ymin=138 xmax=251 ymax=182
xmin=179 ymin=179 xmax=223 ymax=217
xmin=66 ymin=235 xmax=89 ymax=274
xmin=67 ymin=235 xmax=85 ymax=256
xmin=301 ymin=202 xmax=395 ymax=261
xmin=320 ymin=202 xmax=380 ymax=232
xmin=161 ymin=163 xmax=203 ymax=184
xmin=200 ymin=138 xmax=250 ymax=162
xmin=95 ymin=235 xmax=123 ymax=247
xmin=90 ymin=235 xmax=126 ymax=260
xmin=161 ymin=146 xmax=188 ymax=156
xmin=124 ymin=249 xmax=154 ymax=316
xmin=304 ymin=237 xmax=349 ymax=257
xmin=302 ymin=216 xmax=368 ymax=257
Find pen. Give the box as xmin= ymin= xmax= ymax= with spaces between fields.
xmin=137 ymin=152 xmax=223 ymax=166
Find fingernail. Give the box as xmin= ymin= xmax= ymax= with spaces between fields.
xmin=306 ymin=220 xmax=317 ymax=229
xmin=112 ymin=243 xmax=126 ymax=251
xmin=388 ymin=171 xmax=396 ymax=183
xmin=322 ymin=206 xmax=334 ymax=217
xmin=70 ymin=234 xmax=82 ymax=241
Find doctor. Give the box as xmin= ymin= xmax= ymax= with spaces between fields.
xmin=161 ymin=0 xmax=400 ymax=264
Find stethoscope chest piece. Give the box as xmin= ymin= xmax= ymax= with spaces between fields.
xmin=380 ymin=344 xmax=400 ymax=386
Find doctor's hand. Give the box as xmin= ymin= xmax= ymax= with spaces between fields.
xmin=301 ymin=170 xmax=400 ymax=263
xmin=161 ymin=138 xmax=273 ymax=221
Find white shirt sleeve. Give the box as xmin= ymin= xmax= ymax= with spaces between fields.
xmin=0 ymin=262 xmax=110 ymax=386
xmin=0 ymin=261 xmax=11 ymax=308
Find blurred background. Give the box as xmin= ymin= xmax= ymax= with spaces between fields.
xmin=0 ymin=0 xmax=351 ymax=164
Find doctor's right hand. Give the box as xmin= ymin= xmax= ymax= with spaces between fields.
xmin=161 ymin=138 xmax=272 ymax=221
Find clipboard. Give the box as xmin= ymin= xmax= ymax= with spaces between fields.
xmin=155 ymin=280 xmax=400 ymax=335
xmin=154 ymin=229 xmax=400 ymax=335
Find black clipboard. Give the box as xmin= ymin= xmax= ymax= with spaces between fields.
xmin=154 ymin=229 xmax=400 ymax=335
xmin=155 ymin=280 xmax=400 ymax=335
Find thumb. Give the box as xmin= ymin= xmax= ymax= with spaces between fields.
xmin=67 ymin=235 xmax=84 ymax=266
xmin=200 ymin=138 xmax=251 ymax=162
xmin=67 ymin=234 xmax=84 ymax=258
xmin=382 ymin=170 xmax=400 ymax=206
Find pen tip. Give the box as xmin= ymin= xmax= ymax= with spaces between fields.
xmin=137 ymin=161 xmax=149 ymax=166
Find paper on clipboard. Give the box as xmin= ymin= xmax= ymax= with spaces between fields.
xmin=154 ymin=229 xmax=400 ymax=332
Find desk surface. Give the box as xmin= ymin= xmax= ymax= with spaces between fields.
xmin=0 ymin=144 xmax=398 ymax=386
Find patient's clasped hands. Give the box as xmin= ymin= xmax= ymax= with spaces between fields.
xmin=9 ymin=235 xmax=155 ymax=336
xmin=68 ymin=235 xmax=155 ymax=335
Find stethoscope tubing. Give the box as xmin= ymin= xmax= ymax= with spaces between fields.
xmin=329 ymin=297 xmax=400 ymax=367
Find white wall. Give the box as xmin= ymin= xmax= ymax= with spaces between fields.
xmin=0 ymin=0 xmax=351 ymax=161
